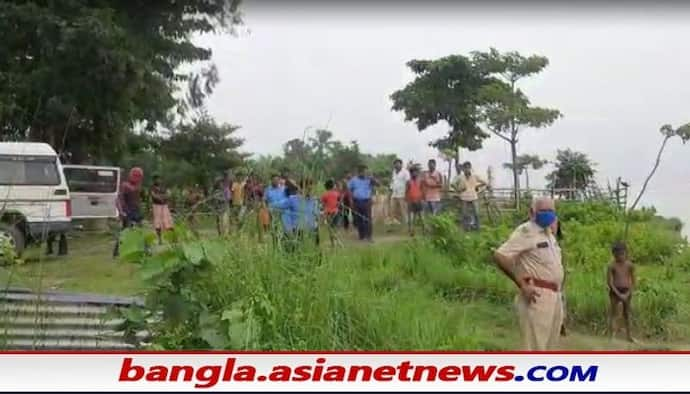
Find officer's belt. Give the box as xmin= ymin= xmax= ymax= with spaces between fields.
xmin=527 ymin=277 xmax=560 ymax=292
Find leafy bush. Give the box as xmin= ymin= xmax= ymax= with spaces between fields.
xmin=121 ymin=224 xmax=519 ymax=350
xmin=557 ymin=201 xmax=622 ymax=225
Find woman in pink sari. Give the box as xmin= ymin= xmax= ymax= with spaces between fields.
xmin=150 ymin=175 xmax=174 ymax=244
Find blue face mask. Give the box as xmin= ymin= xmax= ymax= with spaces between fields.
xmin=535 ymin=210 xmax=557 ymax=229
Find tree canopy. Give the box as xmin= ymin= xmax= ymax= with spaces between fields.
xmin=472 ymin=48 xmax=561 ymax=205
xmin=546 ymin=149 xmax=596 ymax=191
xmin=116 ymin=114 xmax=245 ymax=190
xmin=245 ymin=131 xmax=398 ymax=188
xmin=390 ymin=49 xmax=561 ymax=206
xmin=0 ymin=0 xmax=242 ymax=162
xmin=390 ymin=55 xmax=495 ymax=153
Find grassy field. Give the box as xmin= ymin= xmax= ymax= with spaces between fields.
xmin=0 ymin=232 xmax=143 ymax=295
xmin=0 ymin=222 xmax=400 ymax=296
xmin=2 ymin=204 xmax=689 ymax=351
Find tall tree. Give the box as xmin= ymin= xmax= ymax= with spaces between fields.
xmin=625 ymin=123 xmax=690 ymax=237
xmin=390 ymin=55 xmax=497 ymax=156
xmin=546 ymin=149 xmax=596 ymax=193
xmin=502 ymin=154 xmax=548 ymax=191
xmin=0 ymin=0 xmax=242 ymax=162
xmin=472 ymin=48 xmax=561 ymax=208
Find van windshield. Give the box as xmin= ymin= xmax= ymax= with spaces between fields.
xmin=0 ymin=155 xmax=60 ymax=186
xmin=63 ymin=167 xmax=118 ymax=193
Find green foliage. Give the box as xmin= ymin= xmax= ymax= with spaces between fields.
xmin=556 ymin=201 xmax=621 ymax=224
xmin=121 ymin=223 xmax=521 ymax=350
xmin=246 ymin=132 xmax=392 ymax=186
xmin=114 ymin=115 xmax=246 ymax=191
xmin=425 ymin=203 xmax=688 ymax=340
xmin=0 ymin=238 xmax=21 ymax=266
xmin=554 ymin=203 xmax=686 ymax=338
xmin=120 ymin=202 xmax=688 ymax=349
xmin=471 ymin=48 xmax=561 ymax=198
xmin=390 ymin=55 xmax=494 ymax=151
xmin=546 ymin=149 xmax=596 ymax=191
xmin=159 ymin=114 xmax=246 ymax=188
xmin=0 ymin=0 xmax=242 ymax=161
xmin=363 ymin=153 xmax=399 ymax=186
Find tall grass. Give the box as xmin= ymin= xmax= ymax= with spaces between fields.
xmin=121 ymin=202 xmax=690 ymax=350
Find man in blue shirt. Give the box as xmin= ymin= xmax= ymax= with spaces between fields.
xmin=265 ymin=174 xmax=286 ymax=209
xmin=348 ymin=164 xmax=379 ymax=242
xmin=263 ymin=174 xmax=286 ymax=240
xmin=273 ymin=179 xmax=320 ymax=251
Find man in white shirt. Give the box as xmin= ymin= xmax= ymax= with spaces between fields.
xmin=454 ymin=161 xmax=486 ymax=231
xmin=389 ymin=159 xmax=410 ymax=225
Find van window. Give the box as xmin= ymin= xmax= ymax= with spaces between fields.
xmin=64 ymin=167 xmax=118 ymax=193
xmin=0 ymin=155 xmax=60 ymax=186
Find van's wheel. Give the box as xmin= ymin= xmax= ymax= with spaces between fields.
xmin=0 ymin=223 xmax=25 ymax=257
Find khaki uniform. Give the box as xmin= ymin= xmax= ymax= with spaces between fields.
xmin=497 ymin=221 xmax=564 ymax=350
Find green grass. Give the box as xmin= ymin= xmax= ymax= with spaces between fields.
xmin=2 ymin=209 xmax=690 ymax=350
xmin=0 ymin=232 xmax=143 ymax=295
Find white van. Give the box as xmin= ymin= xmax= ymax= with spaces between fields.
xmin=0 ymin=142 xmax=72 ymax=255
xmin=62 ymin=165 xmax=120 ymax=220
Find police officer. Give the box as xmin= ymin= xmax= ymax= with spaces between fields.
xmin=493 ymin=197 xmax=563 ymax=350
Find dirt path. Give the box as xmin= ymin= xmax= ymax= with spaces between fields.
xmin=560 ymin=331 xmax=689 ymax=350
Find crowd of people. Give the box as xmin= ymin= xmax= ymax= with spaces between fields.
xmin=112 ymin=158 xmax=491 ymax=252
xmin=113 ymin=161 xmax=636 ymax=351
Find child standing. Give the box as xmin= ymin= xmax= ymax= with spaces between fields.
xmin=607 ymin=241 xmax=635 ymax=342
xmin=321 ymin=179 xmax=340 ymax=246
xmin=405 ymin=166 xmax=424 ymax=236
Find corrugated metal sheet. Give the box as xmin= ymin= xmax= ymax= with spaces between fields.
xmin=0 ymin=288 xmax=149 ymax=350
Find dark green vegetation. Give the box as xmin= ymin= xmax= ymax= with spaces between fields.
xmin=109 ymin=202 xmax=690 ymax=350
xmin=0 ymin=0 xmax=242 ymax=160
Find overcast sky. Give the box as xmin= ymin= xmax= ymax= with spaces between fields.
xmin=196 ymin=1 xmax=690 ymax=233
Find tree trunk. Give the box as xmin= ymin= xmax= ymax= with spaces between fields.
xmin=510 ymin=139 xmax=520 ymax=210
xmin=625 ymin=134 xmax=672 ymax=239
xmin=525 ymin=169 xmax=530 ymax=191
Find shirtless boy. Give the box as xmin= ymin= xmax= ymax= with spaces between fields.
xmin=607 ymin=241 xmax=635 ymax=342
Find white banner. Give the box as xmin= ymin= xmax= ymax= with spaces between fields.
xmin=0 ymin=352 xmax=687 ymax=392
